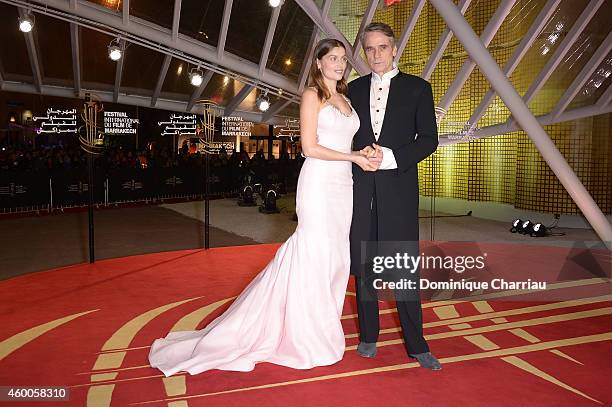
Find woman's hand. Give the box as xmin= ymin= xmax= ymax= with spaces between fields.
xmin=360 ymin=146 xmax=376 ymax=158
xmin=353 ymin=154 xmax=377 ymax=172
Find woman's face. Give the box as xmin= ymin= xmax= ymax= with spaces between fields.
xmin=317 ymin=46 xmax=348 ymax=82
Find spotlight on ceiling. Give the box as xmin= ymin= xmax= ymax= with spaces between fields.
xmin=269 ymin=0 xmax=284 ymax=7
xmin=18 ymin=13 xmax=35 ymax=33
xmin=257 ymin=92 xmax=270 ymax=112
xmin=108 ymin=38 xmax=122 ymax=61
xmin=189 ymin=68 xmax=204 ymax=87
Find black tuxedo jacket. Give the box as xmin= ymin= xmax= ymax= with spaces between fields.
xmin=348 ymin=71 xmax=438 ymax=275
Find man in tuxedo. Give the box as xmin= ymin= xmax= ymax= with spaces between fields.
xmin=348 ymin=22 xmax=440 ymax=370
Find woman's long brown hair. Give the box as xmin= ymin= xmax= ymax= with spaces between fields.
xmin=307 ymin=39 xmax=348 ymax=102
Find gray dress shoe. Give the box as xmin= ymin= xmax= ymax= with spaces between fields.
xmin=357 ymin=342 xmax=377 ymax=358
xmin=410 ymin=352 xmax=442 ymax=370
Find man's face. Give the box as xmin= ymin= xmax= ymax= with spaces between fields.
xmin=363 ymin=31 xmax=397 ymax=76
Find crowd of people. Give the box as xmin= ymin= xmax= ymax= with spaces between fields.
xmin=0 ymin=144 xmax=303 ymax=195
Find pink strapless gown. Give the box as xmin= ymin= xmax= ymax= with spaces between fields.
xmin=149 ymin=103 xmax=360 ymax=376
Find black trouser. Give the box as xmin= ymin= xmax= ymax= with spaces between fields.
xmin=354 ymin=186 xmax=429 ymax=355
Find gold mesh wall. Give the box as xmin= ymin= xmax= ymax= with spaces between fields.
xmin=332 ymin=0 xmax=611 ymax=215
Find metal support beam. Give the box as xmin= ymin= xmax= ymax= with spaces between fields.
xmin=259 ymin=4 xmax=282 ymax=78
xmin=321 ymin=0 xmax=333 ymax=18
xmin=550 ymin=31 xmax=612 ymax=119
xmin=224 ymin=84 xmax=254 ymax=116
xmin=522 ymin=0 xmax=605 ymax=105
xmin=352 ymin=0 xmax=379 ymax=57
xmin=70 ymin=23 xmax=81 ymax=96
xmin=595 ymin=83 xmax=612 ymax=110
xmin=23 ymin=0 xmax=298 ymax=94
xmin=438 ymin=0 xmax=516 ymax=112
xmin=393 ymin=0 xmax=427 ymax=65
xmin=113 ymin=39 xmax=126 ymax=103
xmin=171 ymin=0 xmax=181 ymax=41
xmin=298 ymin=26 xmax=319 ymax=92
xmin=18 ymin=7 xmax=43 ymax=94
xmin=186 ymin=69 xmax=214 ymax=112
xmin=422 ymin=0 xmax=471 ymax=80
xmin=466 ymin=0 xmax=561 ymax=131
xmin=262 ymin=99 xmax=292 ymax=122
xmin=217 ymin=0 xmax=233 ymax=61
xmin=294 ymin=0 xmax=369 ymax=75
xmin=441 ymin=103 xmax=612 ymax=142
xmin=151 ymin=54 xmax=172 ymax=107
xmin=430 ymin=0 xmax=612 ymax=246
xmin=122 ymin=0 xmax=128 ymax=26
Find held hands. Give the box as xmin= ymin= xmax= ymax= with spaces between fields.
xmin=359 ymin=143 xmax=384 ymax=171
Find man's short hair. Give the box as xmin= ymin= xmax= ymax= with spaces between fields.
xmin=362 ymin=22 xmax=396 ymax=46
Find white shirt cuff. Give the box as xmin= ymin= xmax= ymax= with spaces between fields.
xmin=379 ymin=146 xmax=397 ymax=170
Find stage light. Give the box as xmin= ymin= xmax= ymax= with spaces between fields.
xmin=189 ymin=69 xmax=204 ymax=87
xmin=269 ymin=0 xmax=284 ymax=7
xmin=510 ymin=219 xmax=522 ymax=233
xmin=18 ymin=13 xmax=34 ymax=33
xmin=238 ymin=185 xmax=257 ymax=206
xmin=108 ymin=39 xmax=122 ymax=61
xmin=530 ymin=223 xmax=547 ymax=237
xmin=257 ymin=92 xmax=270 ymax=112
xmin=260 ymin=190 xmax=280 ymax=214
xmin=519 ymin=220 xmax=532 ymax=235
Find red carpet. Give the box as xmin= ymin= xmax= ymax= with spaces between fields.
xmin=0 ymin=243 xmax=610 ymax=406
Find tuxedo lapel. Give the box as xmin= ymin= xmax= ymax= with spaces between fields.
xmin=357 ymin=74 xmax=375 ymax=144
xmin=377 ymin=71 xmax=402 ymax=146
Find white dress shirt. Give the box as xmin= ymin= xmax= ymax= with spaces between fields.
xmin=370 ymin=64 xmax=399 ymax=170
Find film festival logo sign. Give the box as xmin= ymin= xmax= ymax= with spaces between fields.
xmin=0 ymin=182 xmax=27 ymax=198
xmin=221 ymin=116 xmax=252 ymax=138
xmin=103 ymin=111 xmax=139 ymax=134
xmin=33 ymin=108 xmax=77 ymax=135
xmin=277 ymin=118 xmax=300 ymax=140
xmin=196 ymin=100 xmax=219 ymax=153
xmin=158 ymin=113 xmax=198 ymax=137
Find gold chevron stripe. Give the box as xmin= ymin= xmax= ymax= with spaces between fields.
xmin=472 ymin=301 xmax=494 ymax=313
xmin=464 ymin=335 xmax=499 ymax=350
xmin=128 ymin=332 xmax=612 ymax=405
xmin=422 ymin=296 xmax=612 ymax=329
xmin=549 ymin=349 xmax=583 ymax=365
xmin=161 ymin=297 xmax=236 ymax=407
xmin=509 ymin=328 xmax=540 ymax=343
xmin=0 ymin=310 xmax=98 ymax=361
xmin=340 ymin=278 xmax=610 ymax=320
xmin=433 ymin=305 xmax=460 ymax=319
xmin=501 ymin=356 xmax=602 ymax=404
xmin=170 ymin=297 xmax=236 ymax=332
xmin=347 ymin=306 xmax=612 ymax=350
xmin=87 ymin=297 xmax=204 ymax=407
xmin=163 ymin=376 xmax=186 ymax=396
xmin=100 ymin=297 xmax=205 ymax=352
xmin=78 ymin=304 xmax=612 ymax=376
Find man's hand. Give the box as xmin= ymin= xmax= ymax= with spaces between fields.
xmin=368 ymin=143 xmax=383 ymax=170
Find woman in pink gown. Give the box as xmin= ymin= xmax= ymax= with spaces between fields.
xmin=149 ymin=39 xmax=376 ymax=377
